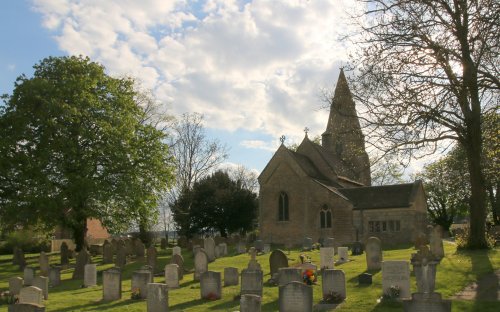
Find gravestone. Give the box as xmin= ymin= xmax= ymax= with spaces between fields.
xmin=320 ymin=248 xmax=335 ymax=270
xmin=279 ymin=281 xmax=313 ymax=312
xmin=237 ymin=242 xmax=246 ymax=254
xmin=403 ymin=293 xmax=452 ymax=312
xmin=125 ymin=239 xmax=134 ymax=256
xmin=13 ymin=246 xmax=20 ymax=265
xmin=131 ymin=270 xmax=151 ymax=299
xmin=351 ymin=242 xmax=364 ymax=255
xmin=194 ymin=250 xmax=208 ymax=281
xmin=411 ymin=245 xmax=440 ymax=294
xmin=146 ymin=246 xmax=157 ymax=270
xmin=366 ymin=237 xmax=383 ymax=271
xmin=102 ymin=268 xmax=122 ymax=301
xmin=9 ymin=277 xmax=23 ymax=295
xmin=254 ymin=240 xmax=264 ymax=252
xmin=19 ymin=286 xmax=43 ymax=306
xmin=430 ymin=226 xmax=444 ymax=259
xmin=214 ymin=245 xmax=221 ymax=258
xmin=241 ymin=269 xmax=263 ymax=296
xmin=204 ymin=238 xmax=216 ymax=262
xmin=32 ymin=276 xmax=48 ymax=300
xmin=48 ymin=267 xmax=61 ymax=287
xmin=382 ymin=260 xmax=411 ymax=299
xmin=219 ymin=243 xmax=228 ymax=256
xmin=115 ymin=243 xmax=127 ymax=268
xmin=60 ymin=242 xmax=69 ymax=266
xmin=263 ymin=244 xmax=271 ymax=254
xmin=322 ymin=269 xmax=346 ymax=300
xmin=302 ymin=237 xmax=313 ymax=251
xmin=224 ymin=267 xmax=239 ymax=286
xmin=247 ymin=247 xmax=261 ymax=271
xmin=102 ymin=241 xmax=113 ymax=264
xmin=140 ymin=265 xmax=154 ymax=283
xmin=24 ymin=267 xmax=36 ymax=286
xmin=170 ymin=254 xmax=184 ymax=280
xmin=324 ymin=237 xmax=335 ymax=248
xmin=89 ymin=244 xmax=103 ymax=256
xmin=200 ymin=271 xmax=222 ymax=300
xmin=110 ymin=239 xmax=118 ymax=254
xmin=147 ymin=283 xmax=169 ymax=312
xmin=269 ymin=249 xmax=289 ymax=278
xmin=192 ymin=245 xmax=201 ymax=256
xmin=358 ymin=273 xmax=373 ymax=285
xmin=160 ymin=238 xmax=167 ymax=250
xmin=164 ymin=264 xmax=179 ymax=288
xmin=38 ymin=252 xmax=49 ymax=276
xmin=278 ymin=268 xmax=302 ymax=287
xmin=337 ymin=247 xmax=349 ymax=262
xmin=84 ymin=264 xmax=97 ymax=287
xmin=240 ymin=294 xmax=261 ymax=312
xmin=135 ymin=240 xmax=145 ymax=259
xmin=172 ymin=246 xmax=181 ymax=256
xmin=72 ymin=249 xmax=91 ymax=279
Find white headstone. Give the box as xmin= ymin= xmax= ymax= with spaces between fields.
xmin=320 ymin=247 xmax=335 ymax=270
xmin=172 ymin=246 xmax=181 ymax=256
xmin=382 ymin=260 xmax=411 ymax=299
xmin=337 ymin=247 xmax=349 ymax=262
xmin=19 ymin=286 xmax=43 ymax=306
xmin=84 ymin=264 xmax=97 ymax=287
xmin=103 ymin=268 xmax=122 ymax=301
xmin=165 ymin=264 xmax=179 ymax=288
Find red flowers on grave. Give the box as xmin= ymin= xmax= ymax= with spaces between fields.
xmin=303 ymin=269 xmax=317 ymax=285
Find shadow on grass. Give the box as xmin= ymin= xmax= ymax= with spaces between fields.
xmin=169 ymin=298 xmax=205 ymax=310
xmin=208 ymin=298 xmax=240 ymax=310
xmin=261 ymin=298 xmax=279 ymax=311
xmin=370 ymin=299 xmax=402 ymax=312
xmin=50 ymin=298 xmax=137 ymax=312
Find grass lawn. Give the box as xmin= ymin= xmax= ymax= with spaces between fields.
xmin=0 ymin=241 xmax=499 ymax=311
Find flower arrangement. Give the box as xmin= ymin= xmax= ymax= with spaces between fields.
xmin=383 ymin=285 xmax=401 ymax=300
xmin=302 ymin=269 xmax=317 ymax=285
xmin=205 ymin=292 xmax=220 ymax=300
xmin=131 ymin=287 xmax=141 ymax=300
xmin=321 ymin=291 xmax=344 ymax=304
xmin=299 ymin=254 xmax=312 ymax=264
xmin=0 ymin=291 xmax=18 ymax=305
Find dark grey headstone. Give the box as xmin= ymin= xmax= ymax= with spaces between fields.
xmin=269 ymin=250 xmax=288 ymax=277
xmin=60 ymin=242 xmax=69 ymax=266
xmin=224 ymin=267 xmax=239 ymax=286
xmin=351 ymin=242 xmax=364 ymax=255
xmin=72 ymin=249 xmax=91 ymax=280
xmin=358 ymin=273 xmax=372 ymax=285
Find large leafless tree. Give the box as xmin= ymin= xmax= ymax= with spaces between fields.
xmin=350 ymin=0 xmax=499 ymax=248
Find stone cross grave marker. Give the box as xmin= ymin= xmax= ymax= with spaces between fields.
xmin=200 ymin=271 xmax=222 ymax=300
xmin=382 ymin=260 xmax=411 ymax=299
xmin=279 ymin=281 xmax=313 ymax=312
xmin=102 ymin=267 xmax=122 ymax=301
xmin=322 ymin=269 xmax=346 ymax=300
xmin=224 ymin=267 xmax=239 ymax=286
xmin=320 ymin=247 xmax=335 ymax=270
xmin=366 ymin=237 xmax=383 ymax=271
xmin=165 ymin=264 xmax=179 ymax=288
xmin=147 ymin=283 xmax=169 ymax=312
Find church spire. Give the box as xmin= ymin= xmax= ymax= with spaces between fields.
xmin=322 ymin=69 xmax=372 ymax=186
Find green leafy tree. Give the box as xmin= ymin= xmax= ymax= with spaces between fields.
xmin=172 ymin=170 xmax=258 ymax=237
xmin=0 ymin=56 xmax=175 ymax=250
xmin=350 ymin=0 xmax=499 ymax=248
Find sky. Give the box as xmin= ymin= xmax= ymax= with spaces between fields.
xmin=0 ymin=0 xmax=433 ymax=176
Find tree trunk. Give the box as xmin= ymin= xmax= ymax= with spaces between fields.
xmin=487 ymin=183 xmax=500 ymax=225
xmin=72 ymin=219 xmax=88 ymax=252
xmin=464 ymin=122 xmax=488 ymax=248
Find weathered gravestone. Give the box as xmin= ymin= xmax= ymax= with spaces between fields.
xmin=337 ymin=247 xmax=349 ymax=262
xmin=48 ymin=267 xmax=61 ymax=287
xmin=72 ymin=249 xmax=91 ymax=280
xmin=164 ymin=264 xmax=179 ymax=288
xmin=358 ymin=273 xmax=373 ymax=285
xmin=32 ymin=276 xmax=48 ymax=300
xmin=204 ymin=238 xmax=216 ymax=262
xmin=24 ymin=267 xmax=36 ymax=286
xmin=194 ymin=250 xmax=208 ymax=281
xmin=200 ymin=271 xmax=222 ymax=300
xmin=19 ymin=286 xmax=44 ymax=306
xmin=247 ymin=247 xmax=261 ymax=271
xmin=160 ymin=238 xmax=167 ymax=250
xmin=115 ymin=242 xmax=127 ymax=268
xmin=192 ymin=245 xmax=201 ymax=256
xmin=131 ymin=270 xmax=151 ymax=299
xmin=214 ymin=245 xmax=221 ymax=258
xmin=219 ymin=243 xmax=228 ymax=256
xmin=147 ymin=283 xmax=169 ymax=312
xmin=302 ymin=237 xmax=313 ymax=251
xmin=324 ymin=237 xmax=335 ymax=248
xmin=430 ymin=225 xmax=444 ymax=260
xmin=279 ymin=281 xmax=313 ymax=312
xmin=366 ymin=237 xmax=383 ymax=271
xmin=224 ymin=267 xmax=239 ymax=286
xmin=102 ymin=268 xmax=122 ymax=301
xmin=322 ymin=269 xmax=346 ymax=300
xmin=403 ymin=292 xmax=452 ymax=312
xmin=351 ymin=242 xmax=364 ymax=255
xmin=9 ymin=277 xmax=23 ymax=295
xmin=60 ymin=242 xmax=69 ymax=266
xmin=254 ymin=240 xmax=264 ymax=252
xmin=172 ymin=246 xmax=181 ymax=256
xmin=382 ymin=260 xmax=411 ymax=299
xmin=170 ymin=254 xmax=184 ymax=280
xmin=411 ymin=246 xmax=440 ymax=294
xmin=38 ymin=252 xmax=49 ymax=277
xmin=320 ymin=248 xmax=335 ymax=270
xmin=278 ymin=268 xmax=302 ymax=287
xmin=263 ymin=244 xmax=270 ymax=254
xmin=237 ymin=241 xmax=247 ymax=254
xmin=241 ymin=269 xmax=263 ymax=297
xmin=140 ymin=265 xmax=154 ymax=283
xmin=240 ymin=294 xmax=261 ymax=312
xmin=146 ymin=246 xmax=157 ymax=270
xmin=269 ymin=249 xmax=289 ymax=279
xmin=102 ymin=241 xmax=113 ymax=264
xmin=84 ymin=264 xmax=97 ymax=287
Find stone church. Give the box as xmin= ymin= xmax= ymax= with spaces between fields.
xmin=258 ymin=69 xmax=428 ymax=246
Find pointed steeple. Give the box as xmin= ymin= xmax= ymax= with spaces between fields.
xmin=321 ymin=69 xmax=372 ymax=186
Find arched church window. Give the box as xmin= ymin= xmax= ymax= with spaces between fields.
xmin=320 ymin=204 xmax=332 ymax=228
xmin=278 ymin=192 xmax=289 ymax=221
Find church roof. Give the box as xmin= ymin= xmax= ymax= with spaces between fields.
xmin=287 ymin=149 xmax=332 ymax=182
xmin=338 ymin=181 xmax=423 ymax=210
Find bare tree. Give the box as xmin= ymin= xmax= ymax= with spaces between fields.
xmin=350 ymin=0 xmax=499 ymax=248
xmin=226 ymin=165 xmax=259 ymax=194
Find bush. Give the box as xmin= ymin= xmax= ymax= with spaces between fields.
xmin=0 ymin=229 xmax=51 ymax=254
xmin=456 ymin=226 xmax=495 ymax=250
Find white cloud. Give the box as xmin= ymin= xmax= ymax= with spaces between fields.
xmin=240 ymin=139 xmax=278 ymax=152
xmin=32 ymin=0 xmax=361 ymax=142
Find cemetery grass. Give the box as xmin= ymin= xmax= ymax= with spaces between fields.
xmin=0 ymin=242 xmax=498 ymax=311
